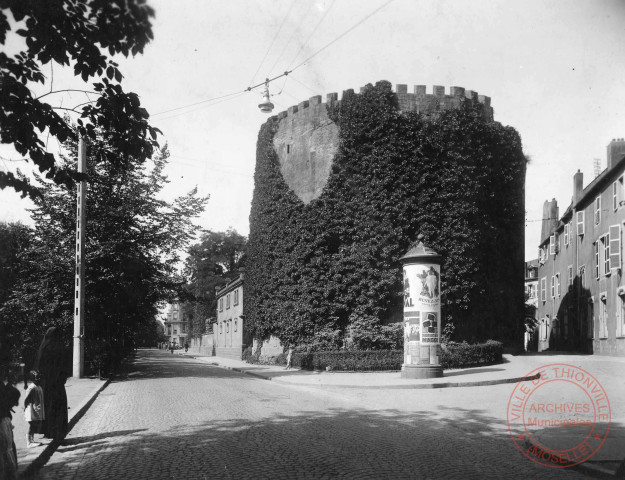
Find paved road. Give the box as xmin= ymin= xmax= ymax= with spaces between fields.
xmin=34 ymin=350 xmax=591 ymax=479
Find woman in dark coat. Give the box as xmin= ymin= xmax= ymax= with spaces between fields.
xmin=34 ymin=327 xmax=68 ymax=441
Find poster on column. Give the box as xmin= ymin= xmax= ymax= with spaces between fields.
xmin=404 ymin=263 xmax=440 ymax=344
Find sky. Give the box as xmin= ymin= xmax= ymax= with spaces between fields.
xmin=1 ymin=0 xmax=625 ymax=261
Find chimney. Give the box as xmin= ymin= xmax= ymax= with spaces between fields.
xmin=607 ymin=138 xmax=625 ymax=170
xmin=541 ymin=198 xmax=559 ymax=243
xmin=573 ymin=170 xmax=584 ymax=204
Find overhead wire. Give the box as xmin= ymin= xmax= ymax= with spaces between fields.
xmin=248 ymin=0 xmax=297 ymax=87
xmin=150 ymin=0 xmax=396 ymax=121
xmin=266 ymin=1 xmax=316 ymax=78
xmin=290 ymin=0 xmax=396 ymax=71
xmin=286 ymin=0 xmax=337 ymax=71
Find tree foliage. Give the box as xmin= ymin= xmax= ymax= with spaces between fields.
xmin=246 ymin=81 xmax=526 ymax=349
xmin=0 ymin=131 xmax=207 ymax=372
xmin=0 ymin=0 xmax=159 ymax=198
xmin=181 ymin=229 xmax=247 ymax=339
xmin=0 ymin=221 xmax=32 ymax=307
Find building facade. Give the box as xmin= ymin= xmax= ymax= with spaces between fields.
xmin=536 ymin=138 xmax=625 ymax=355
xmin=213 ymin=272 xmax=250 ymax=360
xmin=164 ymin=302 xmax=188 ymax=347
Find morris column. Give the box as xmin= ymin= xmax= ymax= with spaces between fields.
xmin=400 ymin=236 xmax=443 ymax=379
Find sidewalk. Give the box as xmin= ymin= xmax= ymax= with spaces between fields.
xmin=15 ymin=376 xmax=109 ymax=478
xmin=177 ymin=351 xmax=582 ymax=389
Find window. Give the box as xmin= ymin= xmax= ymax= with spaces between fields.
xmin=610 ymin=225 xmax=621 ymax=270
xmin=540 ymin=277 xmax=547 ymax=302
xmin=618 ymin=295 xmax=625 ymax=337
xmin=555 ymin=273 xmax=561 ymax=297
xmin=602 ymin=235 xmax=610 ymax=276
xmin=226 ymin=294 xmax=230 ymax=309
xmin=549 ymin=234 xmax=556 ymax=255
xmin=550 ymin=276 xmax=555 ymax=298
xmin=234 ymin=319 xmax=238 ymax=332
xmin=594 ymin=196 xmax=601 ymax=225
xmin=219 ymin=322 xmax=223 ymax=333
xmin=594 ymin=241 xmax=600 ymax=279
xmin=564 ymin=223 xmax=569 ymax=246
xmin=587 ymin=299 xmax=594 ymax=339
xmin=568 ymin=265 xmax=573 ymax=289
xmin=219 ymin=298 xmax=223 ymax=312
xmin=577 ymin=210 xmax=585 ymax=236
xmin=613 ymin=177 xmax=624 ymax=211
xmin=599 ymin=294 xmax=608 ymax=338
xmin=173 ymin=329 xmax=177 ymax=335
xmin=234 ymin=289 xmax=239 ymax=306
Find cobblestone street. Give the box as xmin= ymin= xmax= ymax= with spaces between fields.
xmin=33 ymin=350 xmax=593 ymax=479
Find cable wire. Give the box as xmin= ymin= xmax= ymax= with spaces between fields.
xmin=267 ymin=1 xmax=315 ymax=77
xmin=151 ymin=0 xmax=396 ymax=121
xmin=248 ymin=0 xmax=297 ymax=86
xmin=291 ymin=0 xmax=396 ymax=70
xmin=287 ymin=0 xmax=337 ymax=70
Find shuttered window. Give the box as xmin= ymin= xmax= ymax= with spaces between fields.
xmin=610 ymin=224 xmax=621 ymax=270
xmin=577 ymin=211 xmax=585 ymax=236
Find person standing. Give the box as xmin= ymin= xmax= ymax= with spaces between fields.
xmin=34 ymin=327 xmax=68 ymax=442
xmin=285 ymin=347 xmax=293 ymax=370
xmin=23 ymin=370 xmax=45 ymax=447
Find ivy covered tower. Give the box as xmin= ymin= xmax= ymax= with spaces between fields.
xmin=246 ymin=80 xmax=526 ymax=350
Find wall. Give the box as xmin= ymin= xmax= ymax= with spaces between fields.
xmin=253 ymin=336 xmax=283 ymax=358
xmin=188 ymin=334 xmax=214 ymax=356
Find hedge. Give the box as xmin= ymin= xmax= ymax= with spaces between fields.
xmin=246 ymin=340 xmax=504 ymax=371
xmin=440 ymin=340 xmax=503 ymax=369
xmin=292 ymin=350 xmax=403 ymax=371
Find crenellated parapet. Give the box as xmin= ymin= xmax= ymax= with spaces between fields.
xmin=271 ymin=82 xmax=495 ymax=205
xmin=274 ymin=83 xmax=494 ymax=124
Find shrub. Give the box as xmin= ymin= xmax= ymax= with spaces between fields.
xmin=349 ymin=317 xmax=403 ymax=351
xmin=440 ymin=340 xmax=503 ymax=369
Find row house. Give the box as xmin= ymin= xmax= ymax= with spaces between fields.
xmin=214 ymin=271 xmax=250 ymax=360
xmin=536 ymin=138 xmax=625 ymax=355
xmin=164 ymin=302 xmax=188 ymax=347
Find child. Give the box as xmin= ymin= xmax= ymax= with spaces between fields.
xmin=23 ymin=370 xmax=45 ymax=448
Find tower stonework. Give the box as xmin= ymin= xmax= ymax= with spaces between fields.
xmin=272 ymin=83 xmax=494 ymax=204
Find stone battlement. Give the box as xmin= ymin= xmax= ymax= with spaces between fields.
xmin=275 ymin=83 xmax=494 ymax=122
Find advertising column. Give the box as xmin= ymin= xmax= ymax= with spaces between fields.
xmin=400 ymin=236 xmax=443 ymax=379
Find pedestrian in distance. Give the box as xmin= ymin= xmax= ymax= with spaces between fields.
xmin=285 ymin=346 xmax=293 ymax=370
xmin=184 ymin=342 xmax=189 ymax=353
xmin=23 ymin=370 xmax=44 ymax=447
xmin=34 ymin=326 xmax=69 ymax=442
xmin=170 ymin=343 xmax=174 ymax=354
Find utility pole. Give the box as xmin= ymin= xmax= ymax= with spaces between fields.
xmin=73 ymin=137 xmax=87 ymax=378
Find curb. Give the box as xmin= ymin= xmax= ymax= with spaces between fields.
xmin=19 ymin=379 xmax=110 ymax=479
xmin=195 ymin=357 xmax=541 ymax=389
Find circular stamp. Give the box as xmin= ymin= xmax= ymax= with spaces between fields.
xmin=506 ymin=363 xmax=611 ymax=468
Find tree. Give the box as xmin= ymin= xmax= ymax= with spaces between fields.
xmin=0 ymin=221 xmax=32 ymax=306
xmin=0 ymin=0 xmax=159 ymax=198
xmin=181 ymin=229 xmax=247 ymax=339
xmin=0 ymin=130 xmax=207 ymax=372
